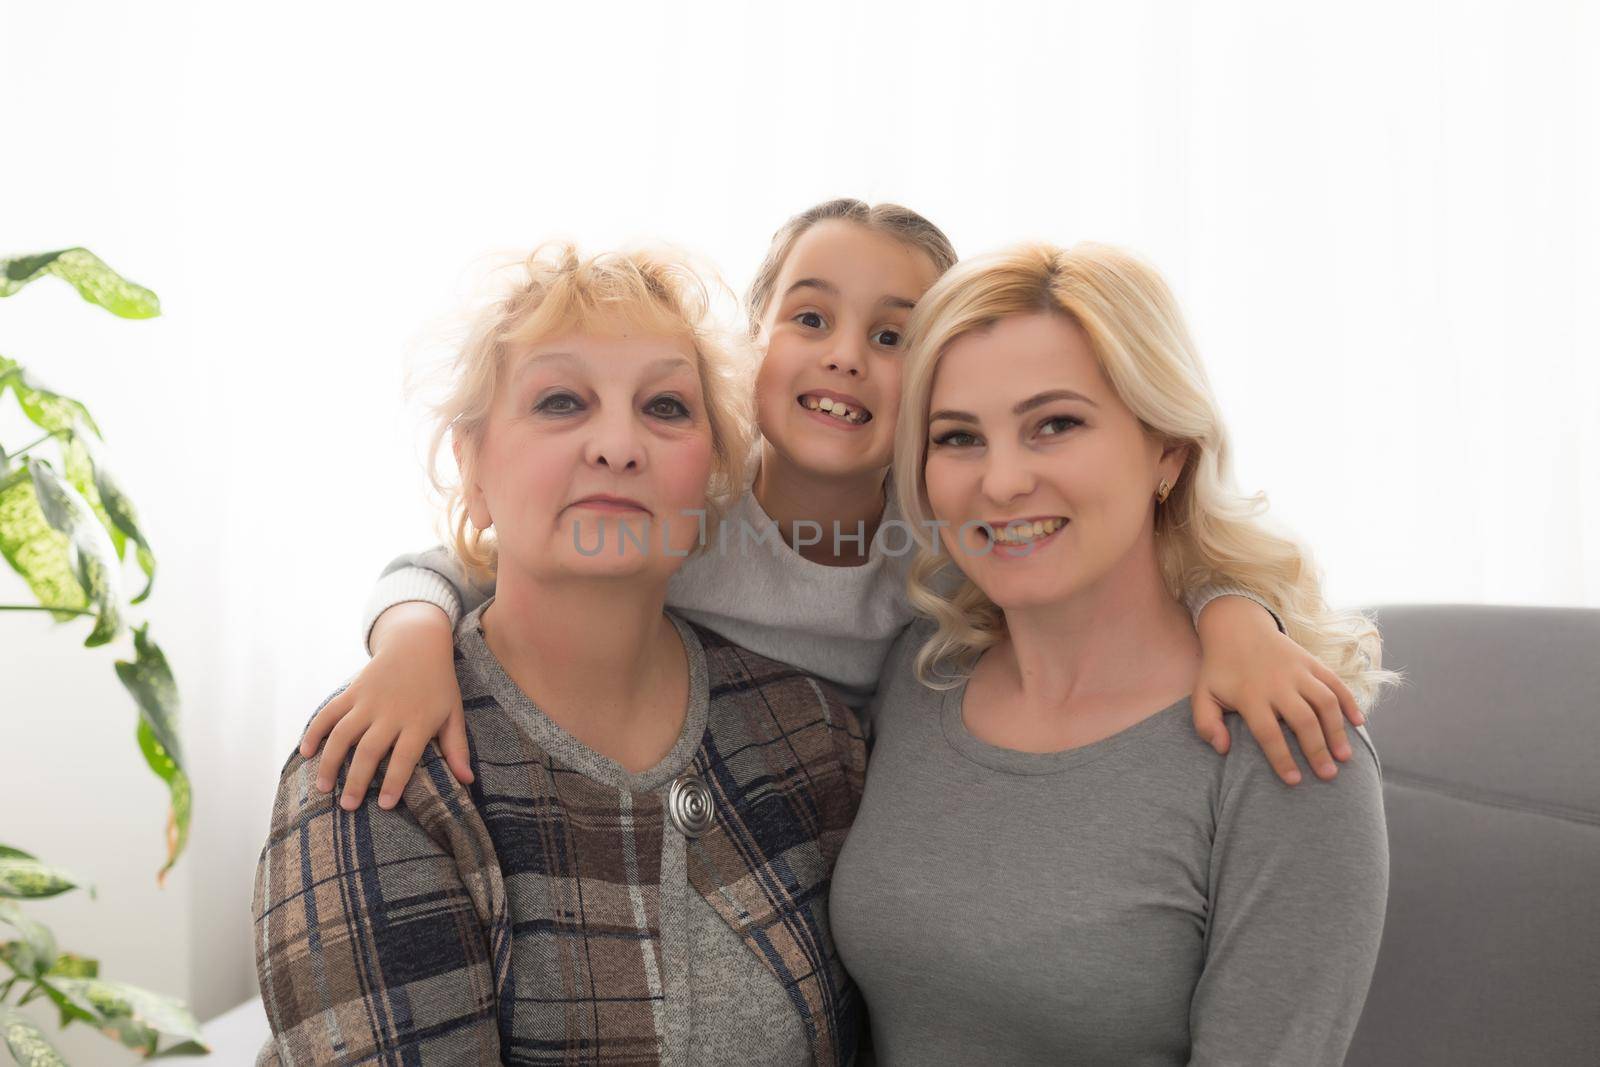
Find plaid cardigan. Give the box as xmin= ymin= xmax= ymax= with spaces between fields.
xmin=252 ymin=610 xmax=868 ymax=1066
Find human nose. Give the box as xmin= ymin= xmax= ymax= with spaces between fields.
xmin=821 ymin=326 xmax=870 ymax=378
xmin=581 ymin=405 xmax=647 ymax=472
xmin=979 ymin=438 xmax=1035 ymax=506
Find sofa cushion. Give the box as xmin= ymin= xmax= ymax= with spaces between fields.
xmin=1346 ymin=605 xmax=1600 ymax=1065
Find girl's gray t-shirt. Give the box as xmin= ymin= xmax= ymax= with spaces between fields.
xmin=830 ymin=621 xmax=1389 ymax=1066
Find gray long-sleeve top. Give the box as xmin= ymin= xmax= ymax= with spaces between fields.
xmin=830 ymin=621 xmax=1389 ymax=1066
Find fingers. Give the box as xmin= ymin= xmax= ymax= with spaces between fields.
xmin=1313 ymin=661 xmax=1365 ymax=727
xmin=1235 ymin=700 xmax=1304 ymax=786
xmin=1303 ymin=678 xmax=1353 ymax=763
xmin=1191 ymin=691 xmax=1230 ymax=755
xmin=300 ymin=688 xmax=354 ymax=757
xmin=439 ymin=705 xmax=474 ymax=785
xmin=1279 ymin=696 xmax=1339 ymax=781
xmin=341 ymin=724 xmax=402 ymax=811
xmin=315 ymin=709 xmax=371 ymax=792
xmin=377 ymin=731 xmax=431 ymax=810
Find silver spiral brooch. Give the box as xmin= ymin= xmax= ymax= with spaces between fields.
xmin=667 ymin=773 xmax=714 ymax=838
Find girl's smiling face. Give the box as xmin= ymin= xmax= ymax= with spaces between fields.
xmin=922 ymin=310 xmax=1187 ymax=611
xmin=754 ymin=220 xmax=944 ymax=482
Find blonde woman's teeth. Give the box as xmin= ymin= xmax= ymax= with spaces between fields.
xmin=993 ymin=518 xmax=1067 ymax=544
xmin=800 ymin=395 xmax=870 ymax=424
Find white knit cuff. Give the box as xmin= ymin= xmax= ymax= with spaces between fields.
xmin=1186 ymin=584 xmax=1287 ymax=635
xmin=360 ymin=567 xmax=464 ymax=657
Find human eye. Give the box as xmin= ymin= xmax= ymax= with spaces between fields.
xmin=872 ymin=326 xmax=903 ymax=348
xmin=931 ymin=428 xmax=978 ymax=448
xmin=534 ymin=391 xmax=584 ymax=415
xmin=1038 ymin=414 xmax=1083 ymax=437
xmin=646 ymin=394 xmax=691 ymax=420
xmin=793 ymin=310 xmax=827 ymax=330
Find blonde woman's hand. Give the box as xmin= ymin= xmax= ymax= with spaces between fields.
xmin=299 ymin=602 xmax=471 ymax=810
xmin=1190 ymin=595 xmax=1365 ymax=786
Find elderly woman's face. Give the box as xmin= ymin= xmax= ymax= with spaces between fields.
xmin=460 ymin=332 xmax=715 ymax=583
xmin=922 ymin=311 xmax=1185 ymax=612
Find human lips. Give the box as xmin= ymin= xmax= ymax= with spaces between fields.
xmin=976 ymin=516 xmax=1069 ymax=558
xmin=796 ymin=388 xmax=873 ymax=427
xmin=985 ymin=515 xmax=1068 ymax=542
xmin=567 ymin=494 xmax=652 ymax=515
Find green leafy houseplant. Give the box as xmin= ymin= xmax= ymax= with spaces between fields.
xmin=0 ymin=250 xmax=208 ymax=1061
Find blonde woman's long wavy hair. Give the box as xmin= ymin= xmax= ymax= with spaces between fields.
xmin=424 ymin=242 xmax=755 ymax=586
xmin=893 ymin=241 xmax=1398 ymax=710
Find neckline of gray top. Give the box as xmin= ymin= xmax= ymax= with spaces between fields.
xmin=940 ymin=677 xmax=1195 ymax=776
xmin=457 ymin=599 xmax=711 ymax=793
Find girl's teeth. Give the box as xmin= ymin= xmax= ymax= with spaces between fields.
xmin=803 ymin=396 xmax=865 ymax=424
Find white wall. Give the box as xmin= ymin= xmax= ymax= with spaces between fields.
xmin=3 ymin=0 xmax=1596 ymax=1054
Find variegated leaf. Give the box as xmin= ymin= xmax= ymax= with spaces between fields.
xmin=0 ymin=857 xmax=82 ymax=900
xmin=0 ymin=1008 xmax=69 ymax=1067
xmin=0 ymin=249 xmax=160 ymax=319
xmin=0 ymin=901 xmax=57 ymax=977
xmin=116 ymin=626 xmax=191 ymax=881
xmin=27 ymin=458 xmax=123 ymax=647
xmin=42 ymin=977 xmax=207 ymax=1056
xmin=0 ymin=468 xmax=87 ymax=620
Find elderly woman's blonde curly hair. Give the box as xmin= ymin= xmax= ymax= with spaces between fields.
xmin=421 ymin=242 xmax=755 ymax=585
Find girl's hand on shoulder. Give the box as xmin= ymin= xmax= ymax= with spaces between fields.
xmin=1190 ymin=595 xmax=1364 ymax=786
xmin=300 ymin=603 xmax=470 ymax=810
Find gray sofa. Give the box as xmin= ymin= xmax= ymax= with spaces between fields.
xmin=1345 ymin=605 xmax=1600 ymax=1065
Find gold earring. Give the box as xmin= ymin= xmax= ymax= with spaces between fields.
xmin=1156 ymin=478 xmax=1172 ymax=503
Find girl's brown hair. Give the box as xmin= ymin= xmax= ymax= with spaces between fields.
xmin=743 ymin=198 xmax=958 ymax=337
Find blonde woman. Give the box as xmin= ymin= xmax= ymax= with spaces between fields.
xmin=830 ymin=242 xmax=1394 ymax=1065
xmin=252 ymin=246 xmax=866 ymax=1066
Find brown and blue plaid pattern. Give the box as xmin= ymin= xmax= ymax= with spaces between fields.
xmin=253 ymin=618 xmax=867 ymax=1066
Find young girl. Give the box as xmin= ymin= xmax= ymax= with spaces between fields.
xmin=305 ymin=199 xmax=1363 ymax=815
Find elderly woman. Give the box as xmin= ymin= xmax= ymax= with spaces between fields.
xmin=251 ymin=246 xmax=866 ymax=1066
xmin=830 ymin=242 xmax=1394 ymax=1065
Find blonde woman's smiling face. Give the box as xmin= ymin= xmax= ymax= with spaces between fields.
xmin=754 ymin=220 xmax=943 ymax=481
xmin=457 ymin=332 xmax=715 ymax=583
xmin=922 ymin=311 xmax=1186 ymax=610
